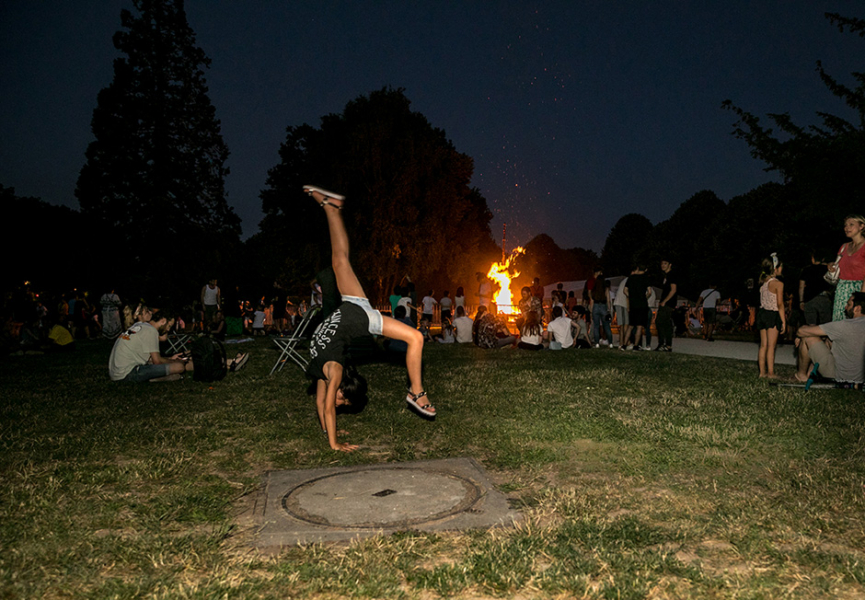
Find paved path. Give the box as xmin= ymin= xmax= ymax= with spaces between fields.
xmin=658 ymin=338 xmax=796 ymax=365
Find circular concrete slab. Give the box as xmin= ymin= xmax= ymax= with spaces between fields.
xmin=283 ymin=467 xmax=481 ymax=529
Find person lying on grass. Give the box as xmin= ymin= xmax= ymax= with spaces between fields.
xmin=302 ymin=185 xmax=436 ymax=452
xmin=109 ymin=308 xmax=248 ymax=382
xmin=794 ymin=291 xmax=865 ymax=387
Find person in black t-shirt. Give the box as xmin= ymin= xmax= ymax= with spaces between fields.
xmin=798 ymin=252 xmax=833 ymax=326
xmin=302 ymin=186 xmax=435 ymax=452
xmin=624 ymin=265 xmax=650 ymax=351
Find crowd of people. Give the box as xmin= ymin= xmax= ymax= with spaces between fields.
xmin=3 ymin=188 xmax=864 ymax=448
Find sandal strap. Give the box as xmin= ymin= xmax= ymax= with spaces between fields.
xmin=409 ymin=390 xmax=426 ymax=400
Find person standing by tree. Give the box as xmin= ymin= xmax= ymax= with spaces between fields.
xmin=439 ymin=290 xmax=453 ymax=323
xmin=624 ymin=265 xmax=650 ymax=351
xmin=476 ymin=273 xmax=492 ymax=310
xmin=589 ymin=268 xmax=613 ymax=347
xmin=201 ymin=279 xmax=221 ymax=328
xmin=655 ymin=260 xmax=677 ymax=352
xmin=756 ymin=254 xmax=786 ymax=378
xmin=828 ymin=215 xmax=865 ymax=322
xmin=100 ymin=288 xmax=123 ymax=340
xmin=798 ymin=252 xmax=832 ymax=326
xmin=696 ymin=283 xmax=721 ymax=342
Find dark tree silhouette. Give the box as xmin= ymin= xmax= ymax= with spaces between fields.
xmin=600 ymin=213 xmax=654 ymax=277
xmin=513 ymin=234 xmax=598 ymax=289
xmin=257 ymin=87 xmax=499 ymax=303
xmin=722 ymin=12 xmax=865 ymax=255
xmin=76 ymin=0 xmax=240 ymax=299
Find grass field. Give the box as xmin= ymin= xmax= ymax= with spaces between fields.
xmin=2 ymin=337 xmax=864 ymax=599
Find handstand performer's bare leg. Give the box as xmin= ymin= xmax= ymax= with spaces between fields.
xmin=305 ymin=188 xmax=365 ymax=298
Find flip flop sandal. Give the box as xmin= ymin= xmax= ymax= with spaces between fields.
xmin=406 ymin=390 xmax=436 ymax=419
xmin=303 ymin=185 xmax=345 ymax=210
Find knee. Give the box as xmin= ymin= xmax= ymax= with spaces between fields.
xmin=408 ymin=328 xmax=424 ymax=347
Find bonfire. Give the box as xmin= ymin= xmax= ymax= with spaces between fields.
xmin=486 ymin=247 xmax=525 ymax=315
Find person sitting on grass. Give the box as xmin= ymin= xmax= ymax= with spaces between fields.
xmin=547 ymin=306 xmax=578 ymax=349
xmin=452 ymin=305 xmax=474 ymax=343
xmin=794 ymin=291 xmax=865 ymax=387
xmin=46 ymin=317 xmax=75 ymax=352
xmin=473 ymin=306 xmax=517 ymax=349
xmin=302 ymin=185 xmax=436 ymax=453
xmin=517 ymin=311 xmax=545 ymax=350
xmin=109 ymin=308 xmax=248 ymax=382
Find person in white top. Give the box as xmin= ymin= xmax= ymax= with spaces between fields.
xmin=452 ymin=306 xmax=474 ymax=343
xmin=547 ymin=306 xmax=576 ymax=349
xmin=420 ymin=290 xmax=437 ymax=323
xmin=439 ymin=291 xmax=453 ymax=322
xmin=454 ymin=286 xmax=466 ymax=311
xmin=517 ymin=311 xmax=544 ymax=350
xmin=613 ymin=275 xmax=629 ymax=348
xmin=201 ymin=279 xmax=221 ymax=327
xmin=696 ymin=284 xmax=721 ymax=341
xmin=756 ymin=254 xmax=786 ymax=378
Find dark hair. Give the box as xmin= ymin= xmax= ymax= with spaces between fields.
xmin=456 ymin=286 xmax=464 ymax=297
xmin=394 ymin=306 xmax=407 ymax=319
xmin=521 ymin=286 xmax=532 ymax=295
xmin=150 ymin=308 xmax=175 ymax=323
xmin=456 ymin=305 xmax=466 ymax=317
xmin=393 ymin=285 xmax=403 ymax=296
xmin=475 ymin=305 xmax=488 ymax=319
xmin=552 ymin=306 xmax=563 ymax=319
xmin=339 ymin=364 xmax=368 ymax=413
xmin=850 ymin=292 xmax=865 ymax=313
xmin=522 ymin=311 xmax=542 ymax=336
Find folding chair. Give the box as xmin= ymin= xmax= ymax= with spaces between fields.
xmin=166 ymin=333 xmax=192 ymax=354
xmin=270 ymin=306 xmax=321 ymax=375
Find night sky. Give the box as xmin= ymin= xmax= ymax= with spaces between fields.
xmin=2 ymin=1 xmax=861 ymax=252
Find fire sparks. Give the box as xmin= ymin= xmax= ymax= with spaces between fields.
xmin=487 ymin=247 xmax=525 ymax=314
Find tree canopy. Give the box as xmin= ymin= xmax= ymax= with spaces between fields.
xmin=722 ymin=12 xmax=865 ymax=258
xmin=256 ymin=87 xmax=500 ymax=303
xmin=76 ymin=0 xmax=240 ymax=299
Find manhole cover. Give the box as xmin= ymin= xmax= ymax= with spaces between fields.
xmin=283 ymin=468 xmax=481 ymax=528
xmin=254 ymin=457 xmax=522 ymax=546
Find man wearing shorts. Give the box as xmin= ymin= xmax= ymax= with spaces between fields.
xmin=794 ymin=292 xmax=865 ymax=385
xmin=110 ymin=309 xmax=192 ymax=382
xmin=697 ymin=284 xmax=721 ymax=341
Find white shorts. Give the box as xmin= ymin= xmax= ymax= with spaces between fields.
xmin=342 ymin=295 xmax=383 ymax=336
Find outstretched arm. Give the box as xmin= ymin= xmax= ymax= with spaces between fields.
xmin=319 ymin=362 xmax=358 ymax=452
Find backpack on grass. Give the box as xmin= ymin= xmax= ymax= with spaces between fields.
xmin=191 ymin=336 xmax=227 ymax=382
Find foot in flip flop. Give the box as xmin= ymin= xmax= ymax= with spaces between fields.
xmin=229 ymin=353 xmax=249 ymax=372
xmin=406 ymin=390 xmax=436 ymax=419
xmin=303 ymin=185 xmax=345 ymax=210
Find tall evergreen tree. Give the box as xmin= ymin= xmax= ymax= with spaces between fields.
xmin=76 ymin=0 xmax=239 ymax=299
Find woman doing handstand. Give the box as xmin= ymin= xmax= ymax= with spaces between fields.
xmin=303 ymin=186 xmax=435 ymax=452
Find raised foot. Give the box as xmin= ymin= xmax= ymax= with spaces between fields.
xmin=303 ymin=185 xmax=345 ymax=209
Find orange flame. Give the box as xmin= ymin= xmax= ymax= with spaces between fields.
xmin=487 ymin=246 xmax=525 ymax=314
